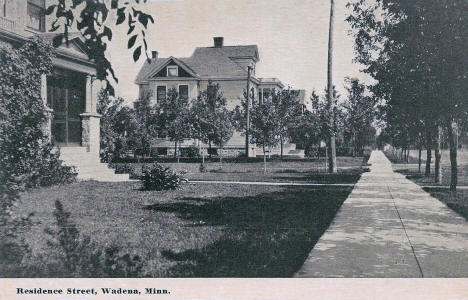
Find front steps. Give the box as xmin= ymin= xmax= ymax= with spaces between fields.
xmin=59 ymin=147 xmax=131 ymax=182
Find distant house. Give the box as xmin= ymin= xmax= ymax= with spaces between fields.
xmin=0 ymin=0 xmax=128 ymax=181
xmin=135 ymin=37 xmax=305 ymax=158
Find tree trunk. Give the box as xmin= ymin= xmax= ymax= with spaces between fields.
xmin=406 ymin=147 xmax=410 ymax=163
xmin=280 ymin=137 xmax=284 ymax=160
xmin=418 ymin=144 xmax=422 ymax=173
xmin=327 ymin=0 xmax=337 ymax=173
xmin=174 ymin=141 xmax=178 ymax=158
xmin=434 ymin=125 xmax=442 ymax=183
xmin=208 ymin=141 xmax=212 ymax=159
xmin=201 ymin=144 xmax=205 ymax=166
xmin=425 ymin=128 xmax=432 ymax=176
xmin=353 ymin=132 xmax=357 ymax=157
xmin=219 ymin=146 xmax=223 ymax=164
xmin=263 ymin=144 xmax=267 ymax=174
xmin=446 ymin=121 xmax=458 ymax=191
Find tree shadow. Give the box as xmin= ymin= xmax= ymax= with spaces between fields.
xmin=144 ymin=186 xmax=353 ymax=277
xmin=273 ymin=169 xmax=367 ymax=184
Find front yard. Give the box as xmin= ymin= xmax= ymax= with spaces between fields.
xmin=11 ymin=179 xmax=356 ymax=277
xmin=114 ymin=156 xmax=369 ymax=183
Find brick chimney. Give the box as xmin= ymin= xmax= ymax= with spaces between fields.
xmin=213 ymin=37 xmax=224 ymax=48
xmin=151 ymin=51 xmax=158 ymax=59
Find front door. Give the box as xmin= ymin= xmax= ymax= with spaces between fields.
xmin=48 ymin=68 xmax=86 ymax=146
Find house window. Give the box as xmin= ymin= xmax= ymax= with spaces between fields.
xmin=157 ymin=148 xmax=168 ymax=156
xmin=27 ymin=0 xmax=46 ymax=32
xmin=179 ymin=85 xmax=189 ymax=99
xmin=157 ymin=86 xmax=166 ymax=102
xmin=167 ymin=66 xmax=178 ymax=77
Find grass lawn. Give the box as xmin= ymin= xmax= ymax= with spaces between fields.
xmin=11 ymin=179 xmax=356 ymax=277
xmin=385 ymin=149 xmax=468 ymax=186
xmin=114 ymin=156 xmax=369 ymax=183
xmin=423 ymin=188 xmax=468 ymax=221
xmin=383 ymin=151 xmax=468 ymax=221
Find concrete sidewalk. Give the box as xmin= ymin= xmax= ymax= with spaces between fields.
xmin=295 ymin=150 xmax=468 ymax=277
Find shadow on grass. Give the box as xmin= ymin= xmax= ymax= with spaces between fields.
xmin=144 ymin=186 xmax=353 ymax=277
xmin=273 ymin=168 xmax=368 ymax=184
xmin=423 ymin=188 xmax=468 ymax=221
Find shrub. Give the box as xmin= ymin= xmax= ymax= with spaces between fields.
xmin=113 ymin=163 xmax=140 ymax=179
xmin=114 ymin=163 xmax=135 ymax=174
xmin=140 ymin=163 xmax=186 ymax=191
xmin=43 ymin=200 xmax=145 ymax=277
xmin=0 ymin=38 xmax=77 ymax=276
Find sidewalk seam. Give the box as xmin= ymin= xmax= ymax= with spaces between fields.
xmin=387 ymin=186 xmax=425 ymax=278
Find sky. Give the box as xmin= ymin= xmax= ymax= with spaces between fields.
xmin=106 ymin=0 xmax=370 ymax=104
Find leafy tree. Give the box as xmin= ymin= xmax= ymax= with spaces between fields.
xmin=289 ymin=110 xmax=320 ymax=158
xmin=342 ymin=78 xmax=376 ymax=156
xmin=250 ymin=98 xmax=281 ymax=173
xmin=0 ymin=37 xmax=76 ymax=275
xmin=133 ymin=94 xmax=157 ymax=157
xmin=347 ymin=0 xmax=467 ymax=190
xmin=97 ymin=90 xmax=141 ymax=161
xmin=271 ymin=89 xmax=303 ymax=159
xmin=46 ymin=0 xmax=155 ymax=94
xmin=311 ymin=87 xmax=345 ymax=156
xmin=191 ymin=84 xmax=234 ymax=163
xmin=154 ymin=88 xmax=191 ymax=162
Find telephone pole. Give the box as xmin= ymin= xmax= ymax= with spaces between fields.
xmin=327 ymin=0 xmax=337 ymax=173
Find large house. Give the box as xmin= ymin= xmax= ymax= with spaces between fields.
xmin=1 ymin=0 xmax=128 ymax=181
xmin=135 ymin=37 xmax=306 ymax=158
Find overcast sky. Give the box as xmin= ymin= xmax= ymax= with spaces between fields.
xmin=106 ymin=0 xmax=370 ymax=103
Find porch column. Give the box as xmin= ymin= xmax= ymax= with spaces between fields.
xmin=80 ymin=74 xmax=101 ymax=154
xmin=41 ymin=74 xmax=53 ymax=141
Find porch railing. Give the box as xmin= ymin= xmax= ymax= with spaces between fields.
xmin=0 ymin=16 xmax=16 ymax=33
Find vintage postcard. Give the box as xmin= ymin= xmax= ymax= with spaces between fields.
xmin=0 ymin=0 xmax=466 ymax=299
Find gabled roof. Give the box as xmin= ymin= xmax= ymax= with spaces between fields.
xmin=37 ymin=32 xmax=90 ymax=57
xmin=136 ymin=57 xmax=170 ymax=83
xmin=135 ymin=44 xmax=260 ymax=84
xmin=217 ymin=45 xmax=259 ymax=62
xmin=144 ymin=56 xmax=199 ymax=79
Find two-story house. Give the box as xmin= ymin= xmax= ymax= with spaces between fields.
xmin=1 ymin=0 xmax=129 ymax=181
xmin=135 ymin=37 xmax=305 ymax=158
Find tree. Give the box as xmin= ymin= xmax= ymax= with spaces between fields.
xmin=311 ymin=86 xmax=345 ymax=159
xmin=97 ymin=90 xmax=141 ymax=162
xmin=47 ymin=0 xmax=155 ymax=94
xmin=191 ymin=83 xmax=234 ymax=163
xmin=289 ymin=110 xmax=320 ymax=158
xmin=250 ymin=98 xmax=280 ymax=173
xmin=271 ymin=89 xmax=303 ymax=159
xmin=347 ymin=0 xmax=467 ymax=190
xmin=0 ymin=38 xmax=76 ymax=275
xmin=326 ymin=0 xmax=337 ymax=173
xmin=133 ymin=94 xmax=157 ymax=157
xmin=343 ymin=78 xmax=376 ymax=156
xmin=154 ymin=88 xmax=191 ymax=162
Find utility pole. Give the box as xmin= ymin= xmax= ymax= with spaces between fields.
xmin=245 ymin=65 xmax=252 ymax=157
xmin=327 ymin=0 xmax=337 ymax=173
